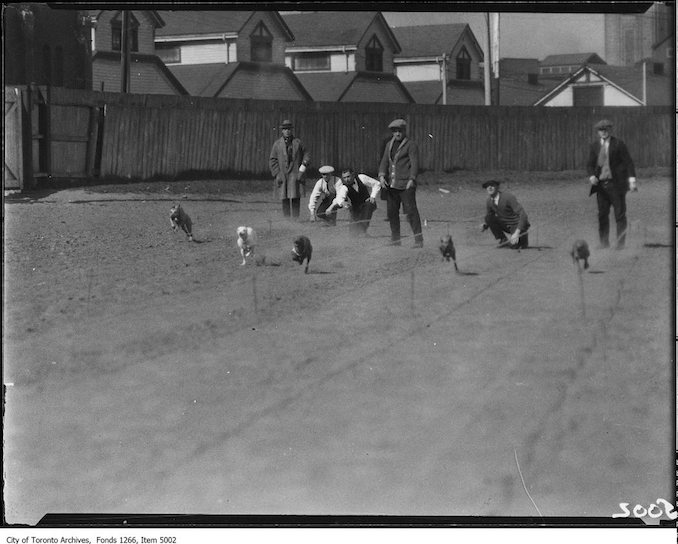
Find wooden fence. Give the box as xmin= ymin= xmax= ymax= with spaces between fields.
xmin=5 ymin=86 xmax=673 ymax=188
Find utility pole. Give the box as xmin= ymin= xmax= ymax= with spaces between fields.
xmin=491 ymin=13 xmax=500 ymax=106
xmin=484 ymin=13 xmax=491 ymax=105
xmin=120 ymin=10 xmax=131 ymax=93
xmin=440 ymin=53 xmax=448 ymax=105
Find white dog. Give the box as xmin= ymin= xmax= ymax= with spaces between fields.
xmin=236 ymin=226 xmax=257 ymax=265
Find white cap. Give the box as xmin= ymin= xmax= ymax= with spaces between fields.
xmin=318 ymin=165 xmax=334 ymax=174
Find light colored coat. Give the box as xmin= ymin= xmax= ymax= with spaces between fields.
xmin=269 ymin=136 xmax=311 ymax=200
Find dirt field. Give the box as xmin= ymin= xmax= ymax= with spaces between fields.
xmin=3 ymin=170 xmax=674 ymax=525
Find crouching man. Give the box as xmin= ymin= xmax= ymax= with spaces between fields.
xmin=325 ymin=168 xmax=381 ymax=237
xmin=480 ymin=180 xmax=530 ymax=249
xmin=308 ymin=165 xmax=342 ymax=225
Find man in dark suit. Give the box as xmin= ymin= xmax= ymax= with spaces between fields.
xmin=480 ymin=180 xmax=530 ymax=249
xmin=586 ymin=119 xmax=637 ymax=249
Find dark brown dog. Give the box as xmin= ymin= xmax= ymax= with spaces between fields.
xmin=292 ymin=235 xmax=313 ymax=273
xmin=570 ymin=239 xmax=590 ymax=270
xmin=169 ymin=204 xmax=193 ymax=241
xmin=439 ymin=234 xmax=458 ymax=271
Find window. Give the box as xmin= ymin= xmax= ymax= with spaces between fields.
xmin=250 ymin=22 xmax=272 ymax=62
xmin=157 ymin=45 xmax=181 ymax=64
xmin=573 ymin=86 xmax=603 ymax=106
xmin=111 ymin=12 xmax=139 ymax=53
xmin=456 ymin=46 xmax=471 ymax=80
xmin=54 ymin=46 xmax=64 ymax=86
xmin=365 ymin=35 xmax=383 ymax=72
xmin=42 ymin=45 xmax=51 ymax=84
xmin=293 ymin=52 xmax=330 ymax=71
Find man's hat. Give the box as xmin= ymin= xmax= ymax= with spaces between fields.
xmin=319 ymin=165 xmax=334 ymax=174
xmin=594 ymin=119 xmax=613 ymax=130
xmin=280 ymin=119 xmax=294 ymax=129
xmin=388 ymin=118 xmax=407 ymax=130
xmin=482 ymin=180 xmax=501 ymax=188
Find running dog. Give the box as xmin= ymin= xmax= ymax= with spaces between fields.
xmin=237 ymin=226 xmax=257 ymax=266
xmin=439 ymin=234 xmax=458 ymax=271
xmin=570 ymin=239 xmax=590 ymax=270
xmin=292 ymin=235 xmax=313 ymax=273
xmin=169 ymin=204 xmax=193 ymax=241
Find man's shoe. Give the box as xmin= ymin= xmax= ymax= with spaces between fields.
xmin=389 ymin=240 xmax=401 ymax=246
xmin=412 ymin=241 xmax=424 ymax=248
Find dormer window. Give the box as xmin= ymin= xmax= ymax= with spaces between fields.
xmin=365 ymin=35 xmax=383 ymax=72
xmin=456 ymin=47 xmax=471 ymax=80
xmin=111 ymin=12 xmax=139 ymax=52
xmin=251 ymin=22 xmax=272 ymax=62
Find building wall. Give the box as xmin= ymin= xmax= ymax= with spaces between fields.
xmin=93 ymin=10 xmax=157 ymax=55
xmin=235 ymin=12 xmax=288 ymax=64
xmin=604 ymin=12 xmax=659 ymax=66
xmin=395 ymin=62 xmax=440 ymax=82
xmin=215 ymin=70 xmax=305 ymax=100
xmin=545 ymin=83 xmax=639 ymax=107
xmin=162 ymin=40 xmax=237 ymax=64
xmin=354 ymin=18 xmax=397 ymax=73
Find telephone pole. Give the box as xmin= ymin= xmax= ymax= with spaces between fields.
xmin=120 ymin=10 xmax=131 ymax=93
xmin=484 ymin=13 xmax=491 ymax=105
xmin=440 ymin=53 xmax=448 ymax=105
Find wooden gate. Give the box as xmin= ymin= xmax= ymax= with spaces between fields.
xmin=4 ymin=86 xmax=24 ymax=190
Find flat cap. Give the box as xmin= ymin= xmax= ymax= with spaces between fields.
xmin=388 ymin=118 xmax=407 ymax=130
xmin=280 ymin=119 xmax=294 ymax=129
xmin=318 ymin=165 xmax=334 ymax=174
xmin=482 ymin=180 xmax=501 ymax=188
xmin=594 ymin=119 xmax=613 ymax=130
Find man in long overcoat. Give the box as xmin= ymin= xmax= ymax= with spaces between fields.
xmin=269 ymin=119 xmax=311 ymax=219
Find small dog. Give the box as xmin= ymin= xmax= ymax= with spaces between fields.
xmin=292 ymin=235 xmax=313 ymax=273
xmin=570 ymin=239 xmax=590 ymax=270
xmin=237 ymin=226 xmax=257 ymax=266
xmin=169 ymin=204 xmax=193 ymax=241
xmin=439 ymin=234 xmax=458 ymax=271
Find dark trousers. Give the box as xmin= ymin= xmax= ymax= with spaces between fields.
xmin=386 ymin=187 xmax=423 ymax=243
xmin=349 ymin=201 xmax=377 ymax=236
xmin=596 ymin=181 xmax=627 ymax=248
xmin=487 ymin=215 xmax=529 ymax=248
xmin=282 ymin=198 xmax=301 ymax=218
xmin=316 ymin=197 xmax=337 ymax=225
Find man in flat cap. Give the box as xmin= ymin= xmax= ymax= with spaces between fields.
xmin=586 ymin=119 xmax=637 ymax=249
xmin=378 ymin=118 xmax=424 ymax=247
xmin=480 ymin=180 xmax=530 ymax=249
xmin=586 ymin=119 xmax=638 ymax=249
xmin=308 ymin=165 xmax=342 ymax=225
xmin=269 ymin=120 xmax=311 ymax=219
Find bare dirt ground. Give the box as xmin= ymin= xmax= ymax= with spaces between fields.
xmin=3 ymin=170 xmax=674 ymax=525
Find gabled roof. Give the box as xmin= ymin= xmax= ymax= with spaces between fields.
xmin=88 ymin=10 xmax=165 ymax=27
xmin=540 ymin=53 xmax=606 ymax=66
xmin=168 ymin=61 xmax=312 ymax=100
xmin=500 ymin=58 xmax=540 ymax=76
xmin=534 ymin=65 xmax=642 ymax=106
xmin=652 ymin=33 xmax=674 ymax=50
xmin=404 ymin=79 xmax=484 ymax=105
xmin=498 ymin=78 xmax=562 ymax=106
xmin=295 ymin=71 xmax=413 ymax=102
xmin=282 ymin=12 xmax=400 ymax=52
xmin=156 ymin=11 xmax=293 ymax=40
xmin=391 ymin=24 xmax=481 ymax=60
xmin=92 ymin=51 xmax=188 ymax=94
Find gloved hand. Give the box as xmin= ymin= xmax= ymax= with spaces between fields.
xmin=589 ymin=176 xmax=599 ymax=186
xmin=480 ymin=223 xmax=488 ymax=232
xmin=629 ymin=178 xmax=638 ymax=192
xmin=509 ymin=231 xmax=520 ymax=246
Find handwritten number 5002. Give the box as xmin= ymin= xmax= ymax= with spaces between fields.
xmin=612 ymin=499 xmax=677 ymax=519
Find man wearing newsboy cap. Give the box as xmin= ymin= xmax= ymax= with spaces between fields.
xmin=378 ymin=118 xmax=424 ymax=247
xmin=269 ymin=119 xmax=311 ymax=219
xmin=586 ymin=119 xmax=637 ymax=249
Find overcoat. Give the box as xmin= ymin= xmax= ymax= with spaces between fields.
xmin=269 ymin=136 xmax=311 ymax=200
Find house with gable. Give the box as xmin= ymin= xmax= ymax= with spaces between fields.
xmin=281 ymin=11 xmax=413 ymax=103
xmin=539 ymin=53 xmax=606 ymax=76
xmin=154 ymin=10 xmax=311 ymax=100
xmin=534 ymin=63 xmax=673 ymax=107
xmin=390 ymin=23 xmax=485 ymax=105
xmin=87 ymin=9 xmax=187 ymax=95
